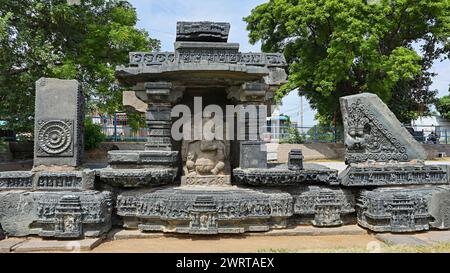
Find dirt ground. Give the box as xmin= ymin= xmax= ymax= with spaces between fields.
xmin=92 ymin=234 xmax=380 ymax=253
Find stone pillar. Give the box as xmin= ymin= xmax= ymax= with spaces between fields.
xmin=228 ymin=82 xmax=269 ymax=169
xmin=33 ymin=78 xmax=83 ymax=167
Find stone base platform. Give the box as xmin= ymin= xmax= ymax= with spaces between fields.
xmin=117 ymin=186 xmax=293 ymax=235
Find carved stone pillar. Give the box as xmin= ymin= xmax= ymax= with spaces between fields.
xmin=227 ymin=82 xmax=269 ymax=169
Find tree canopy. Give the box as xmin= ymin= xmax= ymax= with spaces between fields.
xmin=0 ymin=0 xmax=160 ymax=133
xmin=244 ymin=0 xmax=450 ymax=124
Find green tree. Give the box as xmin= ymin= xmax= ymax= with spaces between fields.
xmin=0 ymin=0 xmax=160 ymax=133
xmin=436 ymin=95 xmax=450 ymax=120
xmin=244 ymin=0 xmax=450 ymax=125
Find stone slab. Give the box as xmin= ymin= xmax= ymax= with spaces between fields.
xmin=11 ymin=237 xmax=103 ymax=252
xmin=34 ymin=78 xmax=84 ymax=167
xmin=375 ymin=234 xmax=432 ymax=247
xmin=0 ymin=238 xmax=27 ymax=253
xmin=340 ymin=93 xmax=426 ymax=163
xmin=111 ymin=225 xmax=367 ymax=240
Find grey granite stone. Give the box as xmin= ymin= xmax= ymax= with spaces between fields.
xmin=340 ymin=93 xmax=426 ymax=163
xmin=287 ymin=185 xmax=355 ymax=227
xmin=0 ymin=170 xmax=95 ymax=191
xmin=99 ymin=167 xmax=177 ymax=188
xmin=233 ymin=164 xmax=339 ymax=186
xmin=238 ymin=141 xmax=267 ymax=169
xmin=339 ymin=163 xmax=449 ymax=186
xmin=116 ymin=186 xmax=293 ymax=235
xmin=176 ymin=21 xmax=230 ymax=42
xmin=34 ymin=78 xmax=84 ymax=167
xmin=357 ymin=187 xmax=442 ymax=233
xmin=0 ymin=190 xmax=112 ymax=238
xmin=107 ymin=150 xmax=179 ymax=168
xmin=288 ymin=149 xmax=304 ymax=170
xmin=429 ymin=186 xmax=450 ymax=229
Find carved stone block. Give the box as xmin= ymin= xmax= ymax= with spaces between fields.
xmin=288 ymin=149 xmax=304 ymax=170
xmin=339 ymin=163 xmax=449 ymax=186
xmin=340 ymin=93 xmax=426 ymax=164
xmin=176 ymin=21 xmax=230 ymax=42
xmin=181 ymin=175 xmax=231 ymax=186
xmin=288 ymin=185 xmax=355 ymax=227
xmin=0 ymin=190 xmax=112 ymax=238
xmin=233 ymin=163 xmax=339 ymax=186
xmin=429 ymin=186 xmax=450 ymax=229
xmin=116 ymin=187 xmax=293 ymax=234
xmin=238 ymin=141 xmax=267 ymax=169
xmin=356 ymin=187 xmax=441 ymax=233
xmin=99 ymin=167 xmax=177 ymax=187
xmin=34 ymin=78 xmax=83 ymax=167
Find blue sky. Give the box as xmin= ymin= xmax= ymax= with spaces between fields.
xmin=129 ymin=0 xmax=450 ymax=126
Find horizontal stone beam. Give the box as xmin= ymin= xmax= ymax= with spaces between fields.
xmin=128 ymin=51 xmax=286 ymax=67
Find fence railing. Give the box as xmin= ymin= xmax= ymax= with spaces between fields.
xmin=91 ymin=115 xmax=450 ymax=144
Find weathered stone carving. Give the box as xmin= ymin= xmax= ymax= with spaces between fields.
xmin=107 ymin=150 xmax=179 ymax=168
xmin=356 ymin=187 xmax=441 ymax=232
xmin=233 ymin=164 xmax=339 ymax=186
xmin=288 ymin=186 xmax=355 ymax=227
xmin=117 ymin=187 xmax=293 ymax=234
xmin=340 ymin=163 xmax=449 ymax=186
xmin=0 ymin=172 xmax=33 ymax=190
xmin=288 ymin=149 xmax=304 ymax=171
xmin=129 ymin=52 xmax=175 ymax=66
xmin=428 ymin=186 xmax=450 ymax=229
xmin=99 ymin=168 xmax=177 ymax=188
xmin=36 ymin=120 xmax=73 ymax=156
xmin=128 ymin=51 xmax=286 ymax=67
xmin=340 ymin=93 xmax=426 ymax=164
xmin=181 ymin=140 xmax=231 ymax=186
xmin=34 ymin=78 xmax=83 ymax=167
xmin=0 ymin=190 xmax=112 ymax=238
xmin=176 ymin=21 xmax=230 ymax=42
xmin=0 ymin=170 xmax=95 ymax=191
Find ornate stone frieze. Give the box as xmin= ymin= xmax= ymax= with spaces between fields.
xmin=340 ymin=93 xmax=426 ymax=164
xmin=176 ymin=21 xmax=230 ymax=42
xmin=0 ymin=172 xmax=33 ymax=190
xmin=128 ymin=51 xmax=286 ymax=67
xmin=339 ymin=163 xmax=449 ymax=186
xmin=107 ymin=150 xmax=179 ymax=168
xmin=0 ymin=171 xmax=95 ymax=191
xmin=233 ymin=166 xmax=339 ymax=186
xmin=0 ymin=190 xmax=112 ymax=238
xmin=287 ymin=185 xmax=355 ymax=227
xmin=99 ymin=168 xmax=177 ymax=187
xmin=116 ymin=187 xmax=293 ymax=234
xmin=356 ymin=187 xmax=441 ymax=232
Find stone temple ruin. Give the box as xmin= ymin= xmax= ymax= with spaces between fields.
xmin=1 ymin=21 xmax=450 ymax=238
